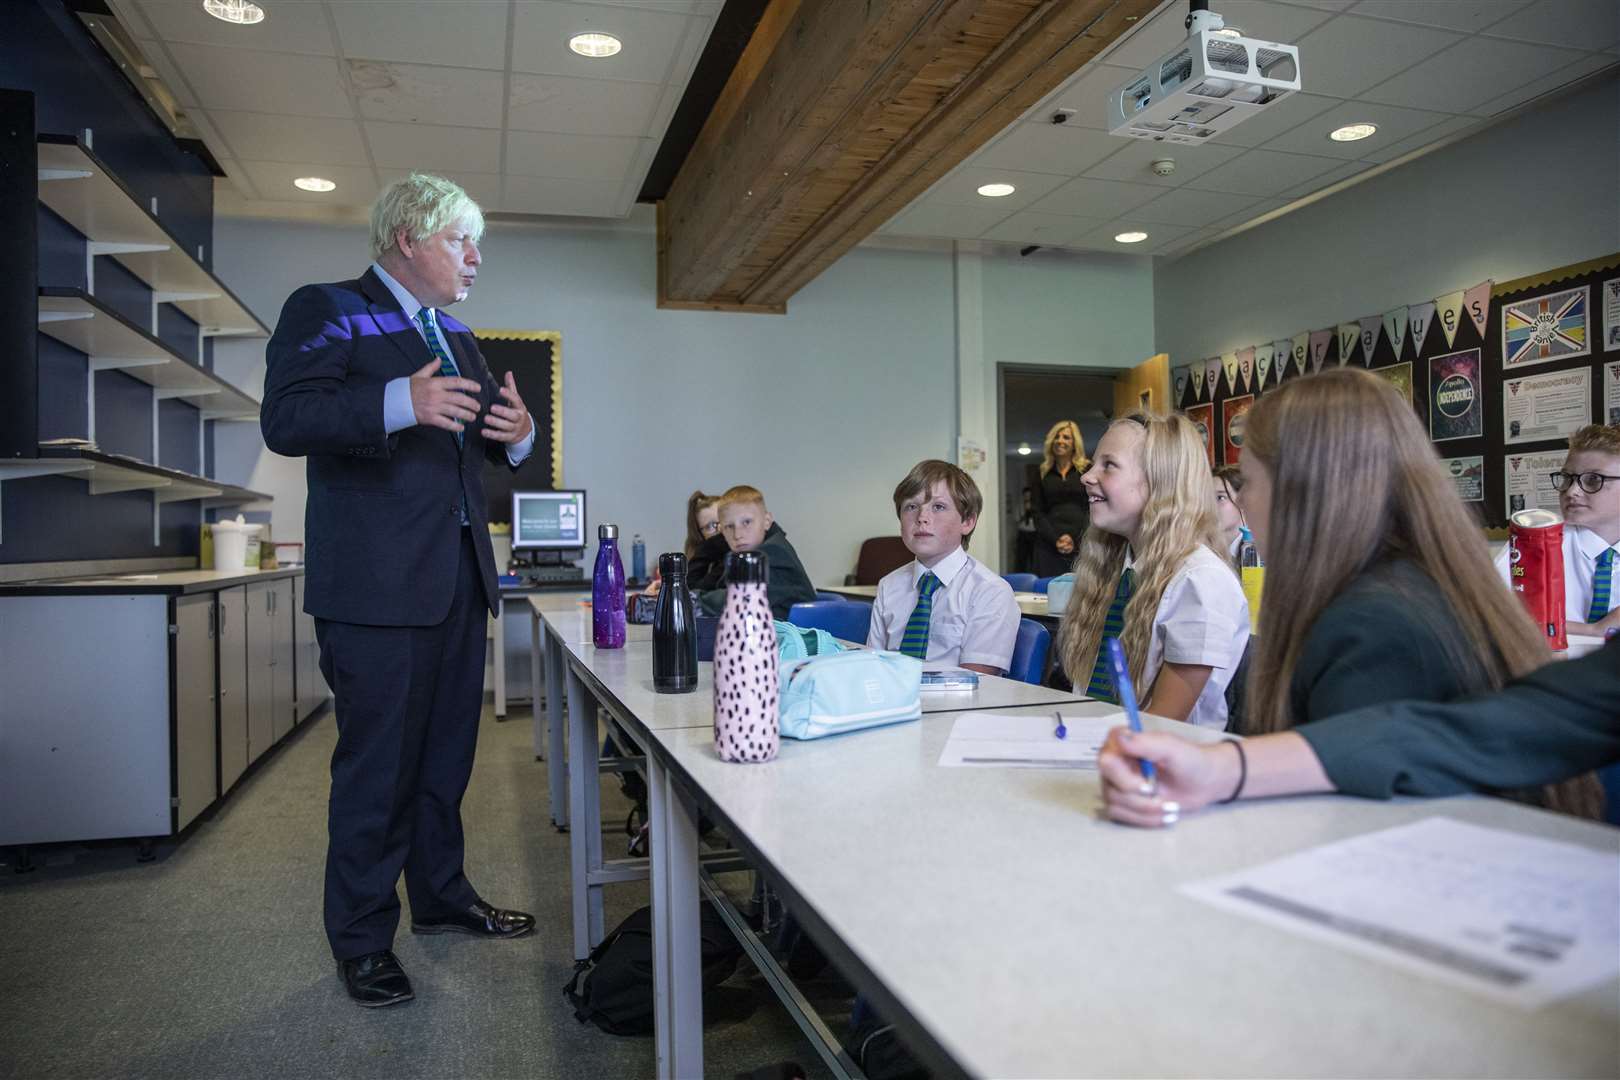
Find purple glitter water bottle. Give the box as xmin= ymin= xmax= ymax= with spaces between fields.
xmin=713 ymin=550 xmax=778 ymax=763
xmin=592 ymin=524 xmax=626 ymax=649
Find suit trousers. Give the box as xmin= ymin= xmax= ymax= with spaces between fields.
xmin=316 ymin=529 xmax=488 ymax=960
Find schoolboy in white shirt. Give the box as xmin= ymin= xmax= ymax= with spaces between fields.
xmin=1494 ymin=424 xmax=1620 ymax=635
xmin=866 ymin=460 xmax=1021 ymax=675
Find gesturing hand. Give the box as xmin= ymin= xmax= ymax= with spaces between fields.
xmin=408 ymin=358 xmax=483 ymax=434
xmin=481 ymin=371 xmax=533 ymax=444
xmin=1056 ymin=534 xmax=1075 ymax=555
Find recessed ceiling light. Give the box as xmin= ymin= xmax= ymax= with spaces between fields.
xmin=293 ymin=176 xmax=336 ymax=193
xmin=569 ymin=32 xmax=622 ymax=58
xmin=977 ymin=183 xmax=1016 ymax=197
xmin=202 ymin=0 xmax=265 ymax=25
xmin=1115 ymin=231 xmax=1149 ymax=244
xmin=1017 ymin=443 xmax=1032 ymax=456
xmin=1329 ymin=122 xmax=1378 ymax=142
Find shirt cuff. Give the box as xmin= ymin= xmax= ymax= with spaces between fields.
xmin=507 ymin=412 xmax=535 ymax=466
xmin=383 ymin=376 xmax=416 ymax=435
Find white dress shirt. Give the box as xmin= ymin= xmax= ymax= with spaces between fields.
xmin=1493 ymin=523 xmax=1620 ymax=623
xmin=1127 ymin=544 xmax=1250 ymax=730
xmin=866 ymin=546 xmax=1021 ymax=672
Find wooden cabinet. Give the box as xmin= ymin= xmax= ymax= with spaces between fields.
xmin=244 ymin=581 xmax=275 ymax=763
xmin=173 ymin=594 xmax=217 ymax=831
xmin=269 ymin=577 xmax=295 ymax=740
xmin=218 ymin=584 xmax=248 ymax=792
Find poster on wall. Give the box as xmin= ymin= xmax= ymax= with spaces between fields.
xmin=1186 ymin=403 xmax=1216 ymax=467
xmin=1604 ymin=277 xmax=1620 ymax=350
xmin=1222 ymin=395 xmax=1255 ymax=465
xmin=1502 ymin=285 xmax=1590 ymax=369
xmin=1428 ymin=349 xmax=1483 ymax=442
xmin=1504 ymin=368 xmax=1592 ymax=445
xmin=1441 ymin=456 xmax=1484 ymax=503
xmin=1504 ymin=450 xmax=1567 ymax=518
xmin=1606 ymin=360 xmax=1620 ymax=425
xmin=1374 ymin=362 xmax=1414 ymax=406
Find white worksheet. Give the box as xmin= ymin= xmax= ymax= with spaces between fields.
xmin=1181 ymin=817 xmax=1620 ymax=1009
xmin=938 ymin=710 xmax=1123 ymax=769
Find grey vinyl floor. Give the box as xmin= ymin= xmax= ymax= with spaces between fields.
xmin=0 ymin=703 xmax=850 ymax=1080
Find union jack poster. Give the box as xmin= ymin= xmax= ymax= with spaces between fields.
xmin=1502 ymin=285 xmax=1590 ymax=369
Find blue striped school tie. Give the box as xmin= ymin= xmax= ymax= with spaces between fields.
xmin=1589 ymin=549 xmax=1614 ymax=623
xmin=415 ymin=308 xmax=462 ymax=447
xmin=1086 ymin=567 xmax=1136 ymax=703
xmin=899 ymin=572 xmax=941 ymax=659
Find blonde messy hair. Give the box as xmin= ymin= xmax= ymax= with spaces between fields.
xmin=718 ymin=485 xmax=767 ymax=513
xmin=369 ymin=173 xmax=485 ymax=260
xmin=1568 ymin=423 xmax=1620 ymax=456
xmin=1057 ymin=412 xmax=1225 ymax=696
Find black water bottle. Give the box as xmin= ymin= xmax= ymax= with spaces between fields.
xmin=652 ymin=552 xmax=698 ymax=693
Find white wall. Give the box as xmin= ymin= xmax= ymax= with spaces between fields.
xmin=1153 ymin=76 xmax=1620 ymax=363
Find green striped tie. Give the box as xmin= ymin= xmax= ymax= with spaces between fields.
xmin=415 ymin=307 xmax=462 ymax=446
xmin=1086 ymin=567 xmax=1136 ymax=703
xmin=899 ymin=572 xmax=941 ymax=659
xmin=1589 ymin=549 xmax=1614 ymax=623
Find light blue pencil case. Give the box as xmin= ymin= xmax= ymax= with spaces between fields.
xmin=778 ymin=650 xmax=922 ymax=740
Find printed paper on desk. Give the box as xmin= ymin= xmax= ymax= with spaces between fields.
xmin=1180 ymin=817 xmax=1620 ymax=1009
xmin=938 ymin=711 xmax=1123 ymax=769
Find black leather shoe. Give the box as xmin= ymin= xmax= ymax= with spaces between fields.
xmin=411 ymin=900 xmax=535 ymax=939
xmin=338 ymin=949 xmax=414 ymax=1007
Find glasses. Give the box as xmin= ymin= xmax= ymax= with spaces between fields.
xmin=1550 ymin=471 xmax=1620 ymax=494
xmin=699 ymin=521 xmax=720 ymax=536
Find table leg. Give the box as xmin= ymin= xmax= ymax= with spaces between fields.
xmin=648 ymin=752 xmax=703 ymax=1080
xmin=545 ymin=623 xmax=569 ymax=830
xmin=530 ymin=609 xmax=544 ymax=760
xmin=567 ymin=664 xmax=605 ymax=959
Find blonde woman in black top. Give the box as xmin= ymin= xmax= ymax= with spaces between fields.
xmin=1031 ymin=419 xmax=1089 ymax=576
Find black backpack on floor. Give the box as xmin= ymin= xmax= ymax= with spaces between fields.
xmin=563 ymin=903 xmax=746 ymax=1036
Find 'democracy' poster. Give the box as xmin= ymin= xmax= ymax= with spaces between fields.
xmin=1374 ymin=362 xmax=1414 ymax=407
xmin=1222 ymin=395 xmax=1254 ymax=465
xmin=1442 ymin=456 xmax=1484 ymax=503
xmin=1186 ymin=403 xmax=1216 ymax=467
xmin=1504 ymin=450 xmax=1567 ymax=518
xmin=1429 ymin=349 xmax=1483 ymax=442
xmin=1504 ymin=368 xmax=1592 ymax=445
xmin=1502 ymin=285 xmax=1590 ymax=369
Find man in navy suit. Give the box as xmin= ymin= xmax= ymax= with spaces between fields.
xmin=262 ymin=174 xmax=536 ymax=1007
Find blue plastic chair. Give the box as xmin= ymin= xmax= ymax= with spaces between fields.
xmin=1002 ymin=573 xmax=1037 ymax=593
xmin=1005 ymin=618 xmax=1051 ymax=685
xmin=787 ymin=600 xmax=873 ymax=645
xmin=1031 ymin=576 xmax=1055 ymax=594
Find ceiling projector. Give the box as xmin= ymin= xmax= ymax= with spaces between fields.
xmin=1107 ymin=2 xmax=1302 ymax=145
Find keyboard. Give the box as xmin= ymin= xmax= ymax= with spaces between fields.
xmin=529 ymin=566 xmax=585 ymax=584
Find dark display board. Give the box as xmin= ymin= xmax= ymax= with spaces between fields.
xmin=474 ymin=330 xmax=562 ymax=523
xmin=1170 ymin=252 xmax=1620 ymax=527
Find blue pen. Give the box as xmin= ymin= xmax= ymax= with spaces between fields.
xmin=1106 ymin=638 xmax=1156 ymax=782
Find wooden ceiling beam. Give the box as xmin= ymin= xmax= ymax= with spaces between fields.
xmin=659 ymin=0 xmax=1162 ymax=313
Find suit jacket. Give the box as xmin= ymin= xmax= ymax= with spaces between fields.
xmin=261 ymin=268 xmax=516 ymax=625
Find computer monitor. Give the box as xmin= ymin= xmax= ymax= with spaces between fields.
xmin=511 ymin=489 xmax=587 ymax=550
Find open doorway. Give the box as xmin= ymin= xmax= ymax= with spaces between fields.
xmin=998 ymin=365 xmax=1118 ymax=573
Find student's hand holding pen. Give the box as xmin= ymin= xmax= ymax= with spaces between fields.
xmin=1099 ymin=728 xmax=1335 ymax=827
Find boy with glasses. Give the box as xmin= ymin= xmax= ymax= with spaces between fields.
xmin=1495 ymin=424 xmax=1620 ymax=636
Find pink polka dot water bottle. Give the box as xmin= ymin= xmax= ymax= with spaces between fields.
xmin=713 ymin=550 xmax=778 ymax=763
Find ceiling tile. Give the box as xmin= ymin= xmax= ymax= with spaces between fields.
xmin=237 ymin=160 xmax=379 ymax=206
xmin=511 ymin=1 xmax=694 ymax=83
xmin=507 ymin=73 xmax=662 ymax=136
xmin=1103 ymin=5 xmax=1194 ymax=70
xmin=1199 ymin=0 xmax=1337 ymax=43
xmin=1358 ymin=114 xmax=1480 ymax=163
xmin=974 ymin=123 xmax=1124 ymax=177
xmin=1131 ymin=187 xmax=1269 ymax=227
xmin=1069 ymin=220 xmax=1196 ymax=254
xmin=880 ymin=203 xmax=1014 ymax=239
xmin=978 ymin=212 xmax=1109 ymax=246
xmin=1472 ymin=54 xmax=1619 ymax=117
xmin=365 ymin=121 xmax=502 ymax=172
xmin=126 ymin=0 xmax=335 ymax=54
xmin=330 ymin=0 xmax=509 ymax=71
xmin=1483 ymin=0 xmax=1620 ymax=52
xmin=349 ymin=61 xmax=505 ymax=128
xmin=500 ymin=175 xmax=629 ymax=218
xmin=1261 ymin=99 xmax=1451 ymax=158
xmin=1027 ymin=176 xmax=1163 ymax=217
xmin=921 ymin=167 xmax=1070 ymax=212
xmin=1360 ymin=36 xmax=1589 ymax=114
xmin=1276 ymin=159 xmax=1369 ymax=198
xmin=504 ymin=131 xmax=646 ymax=180
xmin=1081 ymin=138 xmax=1245 ymax=187
xmin=1293 ymin=15 xmax=1462 ymax=96
xmin=1043 ymin=63 xmax=1142 ymax=130
xmin=206 ymin=110 xmax=370 ymax=166
xmin=1347 ymin=0 xmax=1531 ymax=32
xmin=1185 ymin=147 xmax=1345 ymax=196
xmin=376 ymin=169 xmax=503 ymax=210
xmin=165 ymin=44 xmax=352 ymax=118
xmin=1212 ymin=91 xmax=1342 ymax=149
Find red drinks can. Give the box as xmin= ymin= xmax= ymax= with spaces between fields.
xmin=1508 ymin=508 xmax=1566 ymax=650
